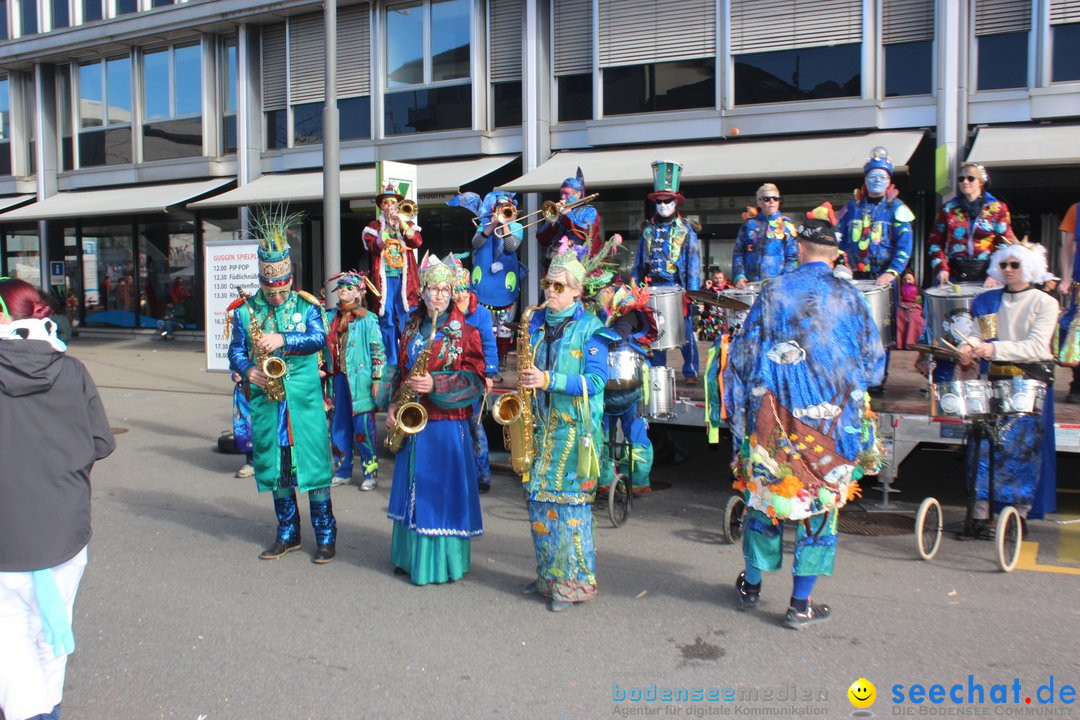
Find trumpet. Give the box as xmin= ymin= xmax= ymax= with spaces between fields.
xmin=397 ymin=199 xmax=417 ymax=222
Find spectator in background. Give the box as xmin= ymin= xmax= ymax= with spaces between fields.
xmin=156 ymin=302 xmax=186 ymax=340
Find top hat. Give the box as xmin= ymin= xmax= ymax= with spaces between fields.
xmin=648 ymin=160 xmax=685 ymax=202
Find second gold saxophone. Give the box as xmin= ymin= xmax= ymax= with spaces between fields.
xmin=384 ymin=318 xmax=438 ymax=454
xmin=492 ymin=301 xmax=546 ymax=476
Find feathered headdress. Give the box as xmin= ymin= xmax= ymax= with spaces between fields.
xmin=418 ymin=252 xmax=456 ymax=289
xmin=806 ymin=202 xmax=838 ymax=226
xmin=326 ymin=269 xmax=380 ymax=297
xmin=250 ymin=204 xmax=304 ymax=286
xmin=607 ymin=279 xmax=651 ymax=323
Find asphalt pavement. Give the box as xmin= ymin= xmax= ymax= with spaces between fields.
xmin=55 ymin=336 xmax=1080 ymax=720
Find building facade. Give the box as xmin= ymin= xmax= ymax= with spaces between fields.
xmin=0 ymin=0 xmax=1078 ymax=330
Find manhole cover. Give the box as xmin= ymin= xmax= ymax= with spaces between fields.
xmin=110 ymin=427 xmax=129 ymax=434
xmin=838 ymin=511 xmax=913 ymax=536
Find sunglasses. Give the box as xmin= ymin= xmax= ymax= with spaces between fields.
xmin=263 ymin=288 xmax=291 ymax=297
xmin=540 ymin=278 xmax=568 ymax=294
xmin=957 ymin=175 xmax=979 ymax=183
xmin=998 ymin=261 xmax=1021 ymax=270
xmin=760 ymin=196 xmax=780 ymax=202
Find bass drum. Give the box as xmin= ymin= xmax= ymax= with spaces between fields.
xmin=647 ymin=366 xmax=677 ymax=420
xmin=853 ymin=280 xmax=894 ymax=348
xmin=647 ymin=286 xmax=687 ymax=351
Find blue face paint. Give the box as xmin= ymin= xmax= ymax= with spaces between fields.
xmin=865 ymin=169 xmax=890 ymax=197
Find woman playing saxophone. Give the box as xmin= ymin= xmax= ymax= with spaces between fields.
xmin=386 ymin=253 xmax=486 ymax=585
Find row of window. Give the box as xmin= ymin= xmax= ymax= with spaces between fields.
xmin=0 ymin=0 xmax=181 ymax=38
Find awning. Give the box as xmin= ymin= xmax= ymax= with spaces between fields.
xmin=966 ymin=124 xmax=1080 ymax=168
xmin=0 ymin=179 xmax=234 ymax=222
xmin=191 ymin=155 xmax=518 ymax=209
xmin=0 ymin=195 xmax=34 ymax=215
xmin=498 ymin=131 xmax=925 ymax=193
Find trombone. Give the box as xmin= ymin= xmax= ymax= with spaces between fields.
xmin=472 ymin=192 xmax=599 ymax=238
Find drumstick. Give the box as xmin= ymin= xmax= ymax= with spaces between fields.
xmin=938 ymin=337 xmax=963 ymax=353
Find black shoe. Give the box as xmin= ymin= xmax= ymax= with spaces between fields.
xmin=312 ymin=544 xmax=336 ymax=564
xmin=259 ymin=538 xmax=301 ymax=560
xmin=478 ymin=483 xmax=491 ymax=495
xmin=393 ymin=566 xmax=408 ymax=576
xmin=735 ymin=572 xmax=761 ymax=610
xmin=784 ymin=601 xmax=831 ymax=629
xmin=868 ymin=385 xmax=885 ymax=397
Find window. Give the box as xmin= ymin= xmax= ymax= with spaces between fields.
xmin=57 ymin=65 xmax=73 ymax=171
xmin=78 ymin=56 xmax=133 ymax=166
xmin=82 ymin=0 xmax=101 ymax=22
xmin=150 ymin=0 xmax=172 ymax=6
xmin=1051 ymin=1 xmax=1080 ymax=82
xmin=0 ymin=0 xmax=8 ymax=39
xmin=0 ymin=77 xmax=10 ymax=176
xmin=221 ymin=38 xmax=237 ymax=154
xmin=975 ymin=0 xmax=1030 ymax=91
xmin=883 ymin=0 xmax=934 ymax=96
xmin=730 ymin=0 xmax=862 ymax=106
xmin=557 ymin=73 xmax=591 ymax=122
xmin=115 ymin=0 xmax=136 ymax=14
xmin=51 ymin=0 xmax=69 ymax=29
xmin=383 ymin=0 xmax=471 ymax=135
xmin=735 ymin=45 xmax=861 ymax=105
xmin=262 ymin=6 xmax=372 ymax=149
xmin=21 ymin=0 xmax=38 ymax=35
xmin=553 ymin=0 xmax=592 ymax=121
xmin=142 ymin=43 xmax=203 ymax=161
xmin=489 ymin=0 xmax=522 ymax=129
xmin=603 ymin=59 xmax=715 ymax=115
xmin=596 ymin=0 xmax=716 ymax=117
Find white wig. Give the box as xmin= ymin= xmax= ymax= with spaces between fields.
xmin=987 ymin=243 xmax=1046 ymax=285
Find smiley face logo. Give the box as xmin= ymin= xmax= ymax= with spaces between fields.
xmin=848 ymin=678 xmax=876 ymax=709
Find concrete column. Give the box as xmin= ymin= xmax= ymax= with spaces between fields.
xmin=35 ymin=64 xmax=59 ymax=288
xmin=522 ymin=0 xmax=551 ymax=307
xmin=323 ymin=0 xmax=341 ymax=286
xmin=935 ymin=0 xmax=967 ymax=204
xmin=237 ymin=22 xmax=264 ymax=236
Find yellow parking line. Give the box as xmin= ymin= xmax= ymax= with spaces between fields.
xmin=1016 ymin=542 xmax=1080 ymax=575
xmin=1059 ymin=515 xmax=1080 ymax=564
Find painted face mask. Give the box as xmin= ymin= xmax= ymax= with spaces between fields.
xmin=656 ymin=200 xmax=677 ymax=218
xmin=865 ymin=168 xmax=890 ymax=197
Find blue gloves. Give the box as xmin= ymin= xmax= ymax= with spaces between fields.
xmin=31 ymin=569 xmax=75 ymax=658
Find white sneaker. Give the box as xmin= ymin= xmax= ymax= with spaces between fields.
xmin=330 ymin=476 xmax=349 ymax=487
xmin=360 ymin=477 xmax=378 ymax=491
xmin=235 ymin=463 xmax=254 ymax=478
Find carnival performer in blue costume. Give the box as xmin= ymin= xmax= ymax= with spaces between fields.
xmin=732 ymin=183 xmax=798 ymax=288
xmin=536 ymin=168 xmax=603 ymax=260
xmin=958 ymin=244 xmax=1058 ymax=523
xmin=448 ymin=189 xmax=525 ymax=374
xmin=325 ymin=270 xmax=386 ymax=491
xmin=837 ymin=146 xmax=916 ymax=393
xmin=227 ymin=207 xmax=337 ymax=563
xmin=448 ymin=255 xmax=499 ymax=494
xmin=518 ymin=246 xmax=618 ymax=612
xmin=724 ymin=217 xmax=885 ymax=628
xmin=632 ymin=160 xmax=703 ymax=380
xmin=387 ymin=254 xmax=486 ymax=586
xmin=596 ymin=279 xmax=657 ymax=495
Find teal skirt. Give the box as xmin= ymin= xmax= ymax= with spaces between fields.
xmin=391 ymin=522 xmax=471 ymax=586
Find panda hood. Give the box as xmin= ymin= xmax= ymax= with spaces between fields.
xmin=0 ymin=335 xmax=66 ymax=398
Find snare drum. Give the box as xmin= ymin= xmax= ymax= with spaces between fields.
xmin=647 ymin=286 xmax=687 ymax=351
xmin=647 ymin=366 xmax=676 ymax=420
xmin=990 ymin=377 xmax=1047 ymax=416
xmin=607 ymin=345 xmax=644 ymax=391
xmin=718 ymin=284 xmax=760 ymax=334
xmin=853 ymin=280 xmax=894 ymax=347
xmin=932 ymin=379 xmax=992 ymax=419
xmin=924 ymin=284 xmax=988 ymax=348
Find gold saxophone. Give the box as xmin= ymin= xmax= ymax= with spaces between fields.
xmin=384 ymin=316 xmax=438 ymax=454
xmin=492 ymin=301 xmax=547 ymax=476
xmin=240 ymin=288 xmax=287 ymax=403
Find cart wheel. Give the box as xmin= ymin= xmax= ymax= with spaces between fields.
xmin=608 ymin=472 xmax=631 ymax=528
xmin=720 ymin=494 xmax=746 ymax=544
xmin=995 ymin=506 xmax=1023 ymax=572
xmin=915 ymin=497 xmax=943 ymax=561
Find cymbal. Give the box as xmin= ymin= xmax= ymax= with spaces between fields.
xmin=907 ymin=343 xmax=961 ymax=360
xmin=686 ymin=289 xmax=750 ymax=311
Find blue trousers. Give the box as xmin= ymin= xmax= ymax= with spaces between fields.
xmin=330 ymin=374 xmax=378 ymax=480
xmin=378 ymin=275 xmax=409 ymax=363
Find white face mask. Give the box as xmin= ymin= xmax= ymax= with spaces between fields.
xmin=656 ymin=201 xmax=677 ymax=219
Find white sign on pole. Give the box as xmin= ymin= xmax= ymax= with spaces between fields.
xmin=204 ymin=240 xmax=260 ymax=372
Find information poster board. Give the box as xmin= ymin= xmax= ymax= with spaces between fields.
xmin=204 ymin=240 xmax=260 ymax=372
xmin=376 ymin=160 xmax=418 ymax=202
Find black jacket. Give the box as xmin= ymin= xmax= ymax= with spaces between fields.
xmin=0 ymin=338 xmax=115 ymax=571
